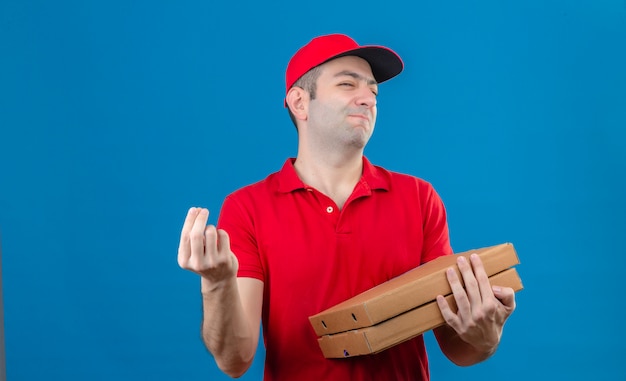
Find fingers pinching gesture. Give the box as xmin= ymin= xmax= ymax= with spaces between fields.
xmin=177 ymin=207 xmax=239 ymax=286
xmin=436 ymin=254 xmax=516 ymax=353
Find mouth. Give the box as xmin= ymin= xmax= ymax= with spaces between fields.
xmin=348 ymin=114 xmax=370 ymax=121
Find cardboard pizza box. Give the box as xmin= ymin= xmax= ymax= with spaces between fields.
xmin=309 ymin=243 xmax=519 ymax=336
xmin=317 ymin=267 xmax=523 ymax=358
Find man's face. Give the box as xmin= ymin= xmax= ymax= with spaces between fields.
xmin=306 ymin=56 xmax=378 ymax=150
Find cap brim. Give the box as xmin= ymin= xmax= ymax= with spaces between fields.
xmin=333 ymin=46 xmax=404 ymax=83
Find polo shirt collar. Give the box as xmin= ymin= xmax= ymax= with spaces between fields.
xmin=276 ymin=156 xmax=390 ymax=193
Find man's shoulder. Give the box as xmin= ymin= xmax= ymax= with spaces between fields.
xmin=226 ymin=170 xmax=280 ymax=200
xmin=374 ymin=164 xmax=435 ymax=190
xmin=226 ymin=158 xmax=301 ymax=201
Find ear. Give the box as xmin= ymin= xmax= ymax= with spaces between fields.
xmin=286 ymin=86 xmax=308 ymax=121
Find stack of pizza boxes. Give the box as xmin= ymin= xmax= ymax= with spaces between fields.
xmin=309 ymin=243 xmax=523 ymax=358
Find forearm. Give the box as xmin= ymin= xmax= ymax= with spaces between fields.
xmin=201 ymin=277 xmax=257 ymax=377
xmin=433 ymin=324 xmax=498 ymax=366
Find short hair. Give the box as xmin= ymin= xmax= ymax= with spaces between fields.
xmin=287 ymin=65 xmax=323 ymax=129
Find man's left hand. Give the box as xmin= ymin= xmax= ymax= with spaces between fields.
xmin=436 ymin=254 xmax=516 ymax=353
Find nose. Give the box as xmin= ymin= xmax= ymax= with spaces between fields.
xmin=356 ymin=85 xmax=377 ymax=109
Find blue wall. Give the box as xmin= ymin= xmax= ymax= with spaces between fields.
xmin=1 ymin=0 xmax=625 ymax=379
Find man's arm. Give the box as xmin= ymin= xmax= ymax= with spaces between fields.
xmin=434 ymin=254 xmax=516 ymax=366
xmin=178 ymin=207 xmax=263 ymax=378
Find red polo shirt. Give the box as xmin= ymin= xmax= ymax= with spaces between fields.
xmin=217 ymin=157 xmax=453 ymax=381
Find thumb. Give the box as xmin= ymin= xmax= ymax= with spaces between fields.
xmin=492 ymin=285 xmax=516 ymax=310
xmin=216 ymin=229 xmax=231 ymax=252
xmin=217 ymin=229 xmax=239 ymax=273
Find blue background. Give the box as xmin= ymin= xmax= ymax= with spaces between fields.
xmin=1 ymin=0 xmax=625 ymax=379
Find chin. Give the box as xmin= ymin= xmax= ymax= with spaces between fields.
xmin=348 ymin=136 xmax=370 ymax=149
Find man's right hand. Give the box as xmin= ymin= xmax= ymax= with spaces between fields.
xmin=177 ymin=207 xmax=261 ymax=377
xmin=177 ymin=207 xmax=239 ymax=289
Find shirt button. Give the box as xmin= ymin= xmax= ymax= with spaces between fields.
xmin=326 ymin=206 xmax=334 ymax=213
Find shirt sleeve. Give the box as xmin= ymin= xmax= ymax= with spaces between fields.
xmin=216 ymin=193 xmax=265 ymax=282
xmin=419 ymin=181 xmax=454 ymax=263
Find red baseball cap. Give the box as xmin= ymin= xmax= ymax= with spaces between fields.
xmin=285 ymin=34 xmax=404 ymax=106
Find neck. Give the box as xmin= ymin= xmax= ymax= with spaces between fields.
xmin=293 ymin=150 xmax=363 ymax=210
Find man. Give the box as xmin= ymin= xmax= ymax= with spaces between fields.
xmin=178 ymin=34 xmax=516 ymax=380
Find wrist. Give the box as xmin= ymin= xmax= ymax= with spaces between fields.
xmin=200 ymin=276 xmax=237 ymax=295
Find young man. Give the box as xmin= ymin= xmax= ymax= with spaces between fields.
xmin=178 ymin=34 xmax=516 ymax=380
